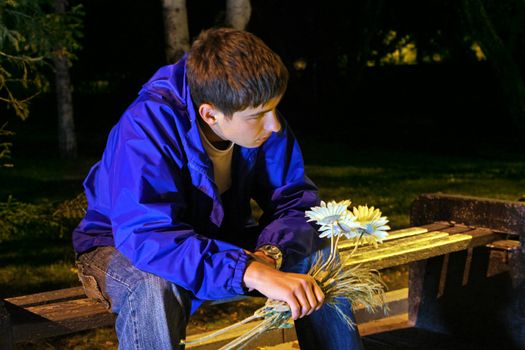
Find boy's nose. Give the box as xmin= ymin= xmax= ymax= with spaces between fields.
xmin=265 ymin=111 xmax=281 ymax=133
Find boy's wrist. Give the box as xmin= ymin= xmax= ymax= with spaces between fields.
xmin=243 ymin=259 xmax=271 ymax=291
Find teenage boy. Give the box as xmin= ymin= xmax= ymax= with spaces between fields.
xmin=73 ymin=28 xmax=363 ymax=349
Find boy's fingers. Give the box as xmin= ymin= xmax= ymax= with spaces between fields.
xmin=294 ymin=289 xmax=311 ymax=318
xmin=286 ymin=296 xmax=301 ymax=320
xmin=313 ymin=283 xmax=325 ymax=311
xmin=305 ymin=284 xmax=319 ymax=315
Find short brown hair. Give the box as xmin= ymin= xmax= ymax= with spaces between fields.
xmin=187 ymin=28 xmax=289 ymax=116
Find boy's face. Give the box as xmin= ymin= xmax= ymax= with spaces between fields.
xmin=199 ymin=96 xmax=282 ymax=148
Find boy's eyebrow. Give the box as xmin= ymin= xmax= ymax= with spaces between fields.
xmin=247 ymin=108 xmax=273 ymax=117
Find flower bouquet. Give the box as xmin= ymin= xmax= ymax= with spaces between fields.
xmin=182 ymin=199 xmax=390 ymax=350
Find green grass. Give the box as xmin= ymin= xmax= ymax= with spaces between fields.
xmin=2 ymin=146 xmax=525 ymax=348
xmin=303 ymin=143 xmax=525 ymax=228
xmin=0 ymin=156 xmax=97 ymax=203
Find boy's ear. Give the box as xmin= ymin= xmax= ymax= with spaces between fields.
xmin=198 ymin=103 xmax=218 ymax=125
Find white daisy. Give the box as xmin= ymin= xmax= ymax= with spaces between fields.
xmin=305 ymin=200 xmax=351 ymax=226
xmin=317 ymin=212 xmax=361 ymax=238
xmin=352 ymin=205 xmax=390 ymax=242
xmin=306 ymin=200 xmax=362 ymax=238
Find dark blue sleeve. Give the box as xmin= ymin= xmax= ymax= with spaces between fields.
xmin=252 ymin=115 xmax=322 ymax=267
xmin=104 ymin=100 xmax=250 ymax=300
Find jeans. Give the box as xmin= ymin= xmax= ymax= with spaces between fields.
xmin=76 ymin=246 xmax=364 ymax=350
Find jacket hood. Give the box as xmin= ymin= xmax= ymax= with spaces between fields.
xmin=140 ymin=54 xmax=197 ymax=124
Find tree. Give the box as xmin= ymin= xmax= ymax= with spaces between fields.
xmin=226 ymin=0 xmax=251 ymax=30
xmin=53 ymin=0 xmax=77 ymax=159
xmin=0 ymin=0 xmax=83 ymax=159
xmin=161 ymin=0 xmax=190 ymax=63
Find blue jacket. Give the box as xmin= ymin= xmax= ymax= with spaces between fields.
xmin=72 ymin=56 xmax=321 ymax=310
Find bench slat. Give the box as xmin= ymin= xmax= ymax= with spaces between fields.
xmin=344 ymin=232 xmax=453 ymax=258
xmin=22 ymin=299 xmax=110 ymax=322
xmin=7 ymin=298 xmax=115 ymax=342
xmin=344 ymin=234 xmax=472 ymax=269
xmin=338 ymin=227 xmax=430 ymax=251
xmin=5 ymin=287 xmax=85 ymax=308
xmin=420 ymin=221 xmax=456 ymax=232
xmin=465 ymin=227 xmax=501 ymax=247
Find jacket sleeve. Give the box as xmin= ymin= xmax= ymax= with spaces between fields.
xmin=104 ymin=100 xmax=250 ymax=300
xmin=252 ymin=115 xmax=323 ymax=267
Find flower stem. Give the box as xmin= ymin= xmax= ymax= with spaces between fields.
xmin=313 ymin=230 xmax=335 ymax=278
xmin=218 ymin=314 xmax=278 ymax=350
xmin=182 ymin=308 xmax=265 ymax=346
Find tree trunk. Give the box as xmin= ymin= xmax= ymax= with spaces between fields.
xmin=54 ymin=0 xmax=77 ymax=159
xmin=162 ymin=0 xmax=190 ymax=63
xmin=226 ymin=0 xmax=251 ymax=30
xmin=462 ymin=0 xmax=525 ymax=140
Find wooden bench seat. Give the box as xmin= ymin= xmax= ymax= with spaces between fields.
xmin=340 ymin=222 xmax=500 ymax=269
xmin=3 ymin=287 xmax=114 ymax=343
xmin=2 ymin=193 xmax=523 ymax=349
xmin=1 ymin=223 xmax=503 ymax=349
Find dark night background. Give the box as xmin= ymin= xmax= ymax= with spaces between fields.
xmin=2 ymin=2 xmax=525 ymax=349
xmin=6 ymin=0 xmax=519 ymax=160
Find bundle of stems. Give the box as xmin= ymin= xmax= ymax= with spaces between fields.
xmin=308 ymin=249 xmax=388 ymax=329
xmin=182 ymin=299 xmax=291 ymax=350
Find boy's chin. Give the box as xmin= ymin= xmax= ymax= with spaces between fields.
xmin=242 ymin=139 xmax=268 ymax=148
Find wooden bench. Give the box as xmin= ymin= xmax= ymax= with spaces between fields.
xmin=361 ymin=193 xmax=525 ymax=349
xmin=1 ymin=193 xmax=523 ymax=349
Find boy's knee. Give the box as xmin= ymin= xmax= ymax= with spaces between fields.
xmin=132 ymin=275 xmax=190 ymax=312
xmin=134 ymin=274 xmax=174 ymax=298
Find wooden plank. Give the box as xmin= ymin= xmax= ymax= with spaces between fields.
xmin=6 ymin=287 xmax=85 ymax=308
xmin=343 ymin=232 xmax=452 ymax=258
xmin=344 ymin=234 xmax=472 ymax=270
xmin=439 ymin=225 xmax=474 ymax=234
xmin=6 ymin=298 xmax=115 ymax=343
xmin=357 ymin=313 xmax=412 ymax=336
xmin=338 ymin=223 xmax=484 ymax=253
xmin=21 ymin=299 xmax=110 ymax=322
xmin=12 ymin=314 xmax=115 ymax=343
xmin=338 ymin=227 xmax=429 ymax=251
xmin=465 ymin=227 xmax=501 ymax=248
xmin=419 ymin=221 xmax=455 ymax=232
xmin=346 ymin=234 xmax=471 ymax=267
xmin=426 ymin=224 xmax=500 ymax=248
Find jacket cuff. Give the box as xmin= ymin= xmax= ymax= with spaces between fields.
xmin=231 ymin=250 xmax=252 ymax=295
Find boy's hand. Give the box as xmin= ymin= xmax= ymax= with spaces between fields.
xmin=243 ymin=260 xmax=325 ymax=320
